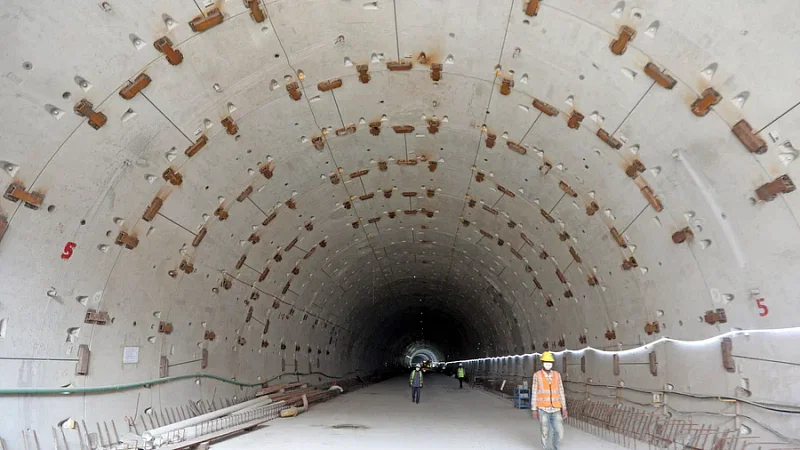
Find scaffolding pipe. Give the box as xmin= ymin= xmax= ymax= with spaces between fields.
xmin=142 ymin=396 xmax=274 ymax=442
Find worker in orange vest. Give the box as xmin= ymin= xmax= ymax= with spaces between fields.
xmin=531 ymin=351 xmax=567 ymax=450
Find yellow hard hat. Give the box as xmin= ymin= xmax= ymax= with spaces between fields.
xmin=541 ymin=351 xmax=555 ymax=362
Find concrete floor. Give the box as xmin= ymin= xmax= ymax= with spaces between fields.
xmin=211 ymin=374 xmax=626 ymax=449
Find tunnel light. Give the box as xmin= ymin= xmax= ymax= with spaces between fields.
xmin=444 ymin=327 xmax=800 ymax=364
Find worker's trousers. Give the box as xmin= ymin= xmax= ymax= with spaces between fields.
xmin=538 ymin=409 xmax=564 ymax=450
xmin=411 ymin=386 xmax=421 ymax=403
xmin=458 ymin=378 xmax=463 ymax=388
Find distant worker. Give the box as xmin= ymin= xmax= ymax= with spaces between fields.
xmin=531 ymin=352 xmax=567 ymax=450
xmin=457 ymin=363 xmax=466 ymax=388
xmin=410 ymin=364 xmax=423 ymax=404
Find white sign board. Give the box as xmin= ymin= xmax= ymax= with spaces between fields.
xmin=123 ymin=346 xmax=140 ymax=364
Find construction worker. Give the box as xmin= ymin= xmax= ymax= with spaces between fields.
xmin=409 ymin=364 xmax=423 ymax=404
xmin=531 ymin=352 xmax=567 ymax=450
xmin=457 ymin=363 xmax=466 ymax=388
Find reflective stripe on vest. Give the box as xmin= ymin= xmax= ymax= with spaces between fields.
xmin=535 ymin=370 xmax=562 ymax=409
xmin=410 ymin=370 xmax=423 ymax=386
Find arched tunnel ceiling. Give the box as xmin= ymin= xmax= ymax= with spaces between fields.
xmin=2 ymin=0 xmax=800 ymax=403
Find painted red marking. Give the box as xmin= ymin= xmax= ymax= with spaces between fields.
xmin=755 ymin=298 xmax=768 ymax=317
xmin=61 ymin=242 xmax=76 ymax=260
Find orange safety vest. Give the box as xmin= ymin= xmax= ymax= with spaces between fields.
xmin=535 ymin=370 xmax=563 ymax=409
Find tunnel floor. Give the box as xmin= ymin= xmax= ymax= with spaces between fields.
xmin=210 ymin=374 xmax=625 ymax=449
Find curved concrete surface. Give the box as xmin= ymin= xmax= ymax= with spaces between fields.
xmin=1 ymin=0 xmax=799 ymax=448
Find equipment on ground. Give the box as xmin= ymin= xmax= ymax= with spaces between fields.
xmin=513 ymin=385 xmax=531 ymax=409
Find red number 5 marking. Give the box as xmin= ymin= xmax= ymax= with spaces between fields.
xmin=61 ymin=242 xmax=76 ymax=260
xmin=755 ymin=298 xmax=768 ymax=317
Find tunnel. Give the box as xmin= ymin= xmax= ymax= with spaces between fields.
xmin=1 ymin=0 xmax=800 ymax=448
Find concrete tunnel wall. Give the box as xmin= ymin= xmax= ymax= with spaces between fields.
xmin=1 ymin=0 xmax=800 ymax=447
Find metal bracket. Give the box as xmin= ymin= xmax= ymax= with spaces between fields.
xmin=392 ymin=125 xmax=414 ymax=134
xmin=214 ymin=205 xmax=229 ymax=221
xmin=691 ymin=87 xmax=722 ymax=117
xmin=245 ymin=0 xmax=266 ymax=23
xmin=610 ymin=227 xmax=627 ymax=247
xmin=756 ymin=174 xmax=795 ymax=201
xmin=732 ymin=120 xmax=767 ymax=154
xmin=192 ymin=227 xmax=207 ymax=247
xmin=221 ymin=116 xmax=238 ymax=135
xmin=158 ymin=321 xmax=173 ymax=334
xmin=318 ymin=78 xmax=342 ymax=92
xmin=597 ymin=128 xmax=622 ymax=149
xmin=74 ymin=99 xmax=107 ymax=130
xmin=610 ymin=25 xmax=636 ymax=55
xmin=524 ymin=0 xmax=540 ymax=16
xmin=259 ymin=266 xmax=270 ymax=282
xmin=625 ymin=160 xmax=646 ymax=178
xmin=185 ymin=135 xmax=208 ymax=157
xmin=162 ymin=167 xmax=183 ymax=185
xmin=567 ymin=110 xmax=584 ymax=130
xmin=119 ymin=73 xmax=151 ymax=100
xmin=644 ymin=321 xmax=660 ymax=335
xmin=672 ymin=226 xmax=693 ymax=244
xmin=189 ymin=8 xmax=224 ymax=33
xmin=497 ymin=185 xmax=515 ymax=197
xmin=533 ymin=98 xmax=559 ymax=116
xmin=115 ymin=231 xmax=139 ymax=249
xmin=357 ymin=64 xmax=371 ymax=83
xmin=641 ymin=186 xmax=663 ymax=211
xmin=485 ymin=132 xmax=496 ymax=148
xmin=643 ymin=62 xmax=676 ymax=89
xmin=369 ymin=121 xmax=381 ymax=135
xmin=704 ymin=308 xmax=727 ymax=325
xmin=76 ymin=345 xmax=90 ymax=375
xmin=431 ymin=63 xmax=442 ymax=81
xmin=427 ymin=118 xmax=440 ymax=134
xmin=559 ymin=181 xmax=577 ymax=197
xmin=237 ymin=185 xmax=253 ymax=202
xmin=500 ymin=78 xmax=513 ymax=95
xmin=142 ymin=197 xmax=163 ymax=222
xmin=3 ymin=183 xmax=44 ymax=209
xmin=507 ymin=140 xmax=527 ymax=154
xmin=621 ymin=256 xmax=638 ymax=270
xmin=180 ymin=260 xmax=194 ymax=273
xmin=84 ymin=310 xmax=110 ymax=325
xmin=260 ymin=163 xmax=275 ymax=178
xmin=286 ymin=82 xmax=302 ymax=101
xmin=721 ymin=337 xmax=735 ymax=372
xmin=154 ymin=37 xmax=183 ymax=65
xmin=311 ymin=135 xmax=325 ymax=150
xmin=160 ymin=356 xmax=169 ymax=377
xmin=569 ymin=247 xmax=582 ymax=263
xmin=387 ymin=61 xmax=412 ymax=71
